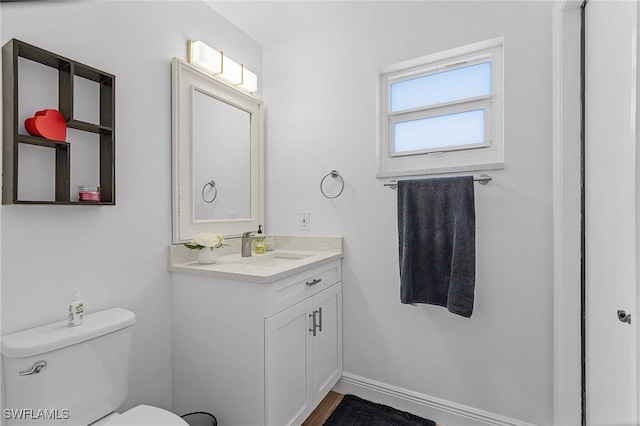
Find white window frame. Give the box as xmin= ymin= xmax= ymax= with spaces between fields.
xmin=376 ymin=37 xmax=504 ymax=178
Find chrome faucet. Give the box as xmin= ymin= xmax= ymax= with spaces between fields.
xmin=241 ymin=231 xmax=261 ymax=257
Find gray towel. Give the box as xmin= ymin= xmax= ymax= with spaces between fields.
xmin=397 ymin=176 xmax=476 ymax=318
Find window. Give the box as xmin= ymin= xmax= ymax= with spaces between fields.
xmin=377 ymin=37 xmax=504 ymax=178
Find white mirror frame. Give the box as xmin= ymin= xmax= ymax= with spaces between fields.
xmin=171 ymin=57 xmax=264 ymax=243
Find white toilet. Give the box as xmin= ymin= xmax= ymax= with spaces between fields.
xmin=1 ymin=308 xmax=189 ymax=426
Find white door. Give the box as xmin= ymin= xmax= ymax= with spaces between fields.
xmin=312 ymin=283 xmax=343 ymax=403
xmin=265 ymin=298 xmax=314 ymax=426
xmin=585 ymin=0 xmax=638 ymax=424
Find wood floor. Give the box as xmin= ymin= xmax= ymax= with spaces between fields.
xmin=301 ymin=391 xmax=344 ymax=426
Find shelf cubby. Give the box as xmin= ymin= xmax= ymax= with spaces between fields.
xmin=2 ymin=38 xmax=116 ymax=205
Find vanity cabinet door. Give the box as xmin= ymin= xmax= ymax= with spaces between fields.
xmin=265 ymin=297 xmax=314 ymax=426
xmin=312 ymin=282 xmax=343 ymax=404
xmin=265 ymin=282 xmax=343 ymax=426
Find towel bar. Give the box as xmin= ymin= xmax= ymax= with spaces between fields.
xmin=384 ymin=174 xmax=492 ymax=190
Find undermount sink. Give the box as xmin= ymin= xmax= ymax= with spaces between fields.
xmin=236 ymin=252 xmax=312 ymax=267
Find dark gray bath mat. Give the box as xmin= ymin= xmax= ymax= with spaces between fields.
xmin=323 ymin=394 xmax=436 ymax=426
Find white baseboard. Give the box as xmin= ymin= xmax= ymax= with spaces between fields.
xmin=333 ymin=372 xmax=536 ymax=426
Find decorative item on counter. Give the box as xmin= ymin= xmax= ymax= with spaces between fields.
xmin=254 ymin=225 xmax=266 ymax=254
xmin=265 ymin=235 xmax=275 ymax=251
xmin=24 ymin=109 xmax=67 ymax=141
xmin=184 ymin=232 xmax=225 ymax=264
xmin=78 ymin=186 xmax=101 ymax=202
xmin=68 ymin=288 xmax=84 ymax=327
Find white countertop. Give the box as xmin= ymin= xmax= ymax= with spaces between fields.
xmin=168 ymin=248 xmax=343 ymax=283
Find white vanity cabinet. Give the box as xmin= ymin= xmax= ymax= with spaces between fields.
xmin=172 ymin=259 xmax=342 ymax=426
xmin=265 ymin=281 xmax=342 ymax=426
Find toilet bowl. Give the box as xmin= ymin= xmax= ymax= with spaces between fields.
xmin=1 ymin=308 xmax=188 ymax=426
xmin=92 ymin=405 xmax=188 ymax=426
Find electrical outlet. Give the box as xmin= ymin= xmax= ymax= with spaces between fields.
xmin=299 ymin=211 xmax=310 ymax=230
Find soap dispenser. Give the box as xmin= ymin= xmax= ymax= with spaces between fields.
xmin=254 ymin=225 xmax=266 ymax=254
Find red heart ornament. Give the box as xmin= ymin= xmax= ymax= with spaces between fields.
xmin=24 ymin=109 xmax=67 ymax=141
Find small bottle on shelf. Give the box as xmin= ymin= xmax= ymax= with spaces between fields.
xmin=78 ymin=186 xmax=101 ymax=202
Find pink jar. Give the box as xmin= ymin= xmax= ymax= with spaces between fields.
xmin=78 ymin=186 xmax=100 ymax=202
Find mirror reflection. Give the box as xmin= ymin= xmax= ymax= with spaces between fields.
xmin=193 ymin=89 xmax=251 ymax=221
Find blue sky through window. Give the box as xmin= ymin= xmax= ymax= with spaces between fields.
xmin=390 ymin=62 xmax=492 ymax=112
xmin=394 ymin=109 xmax=485 ymax=152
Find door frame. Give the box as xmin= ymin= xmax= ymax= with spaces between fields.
xmin=552 ymin=1 xmax=585 ymax=424
xmin=553 ymin=1 xmax=640 ymax=424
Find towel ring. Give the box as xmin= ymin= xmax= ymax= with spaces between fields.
xmin=320 ymin=170 xmax=344 ymax=199
xmin=202 ymin=180 xmax=217 ymax=203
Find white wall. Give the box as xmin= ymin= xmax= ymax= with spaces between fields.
xmin=263 ymin=2 xmax=553 ymax=424
xmin=0 ymin=1 xmax=261 ymax=412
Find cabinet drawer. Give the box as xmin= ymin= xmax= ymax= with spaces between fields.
xmin=265 ymin=260 xmax=341 ymax=318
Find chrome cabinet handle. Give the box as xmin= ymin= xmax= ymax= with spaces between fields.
xmin=309 ymin=312 xmax=317 ymax=336
xmin=306 ymin=278 xmax=322 ymax=287
xmin=19 ymin=360 xmax=47 ymax=376
xmin=308 ymin=308 xmax=323 ymax=336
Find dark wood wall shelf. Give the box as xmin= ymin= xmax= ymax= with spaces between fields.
xmin=2 ymin=39 xmax=116 ymax=205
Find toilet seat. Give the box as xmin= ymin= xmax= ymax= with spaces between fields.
xmin=94 ymin=405 xmax=189 ymax=426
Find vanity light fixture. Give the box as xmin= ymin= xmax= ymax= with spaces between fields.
xmin=241 ymin=68 xmax=258 ymax=94
xmin=187 ymin=39 xmax=258 ymax=94
xmin=188 ymin=40 xmax=222 ymax=74
xmin=220 ymin=57 xmax=243 ymax=85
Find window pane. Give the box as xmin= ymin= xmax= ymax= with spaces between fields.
xmin=393 ymin=109 xmax=485 ymax=153
xmin=390 ymin=62 xmax=491 ymax=112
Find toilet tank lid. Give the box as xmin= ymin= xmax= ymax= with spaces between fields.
xmin=1 ymin=308 xmax=136 ymax=359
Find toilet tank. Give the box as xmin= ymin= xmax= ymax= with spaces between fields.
xmin=1 ymin=308 xmax=136 ymax=426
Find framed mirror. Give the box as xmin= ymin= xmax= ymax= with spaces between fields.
xmin=172 ymin=58 xmax=264 ymax=243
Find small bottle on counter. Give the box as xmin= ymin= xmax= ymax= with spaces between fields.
xmin=254 ymin=225 xmax=266 ymax=254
